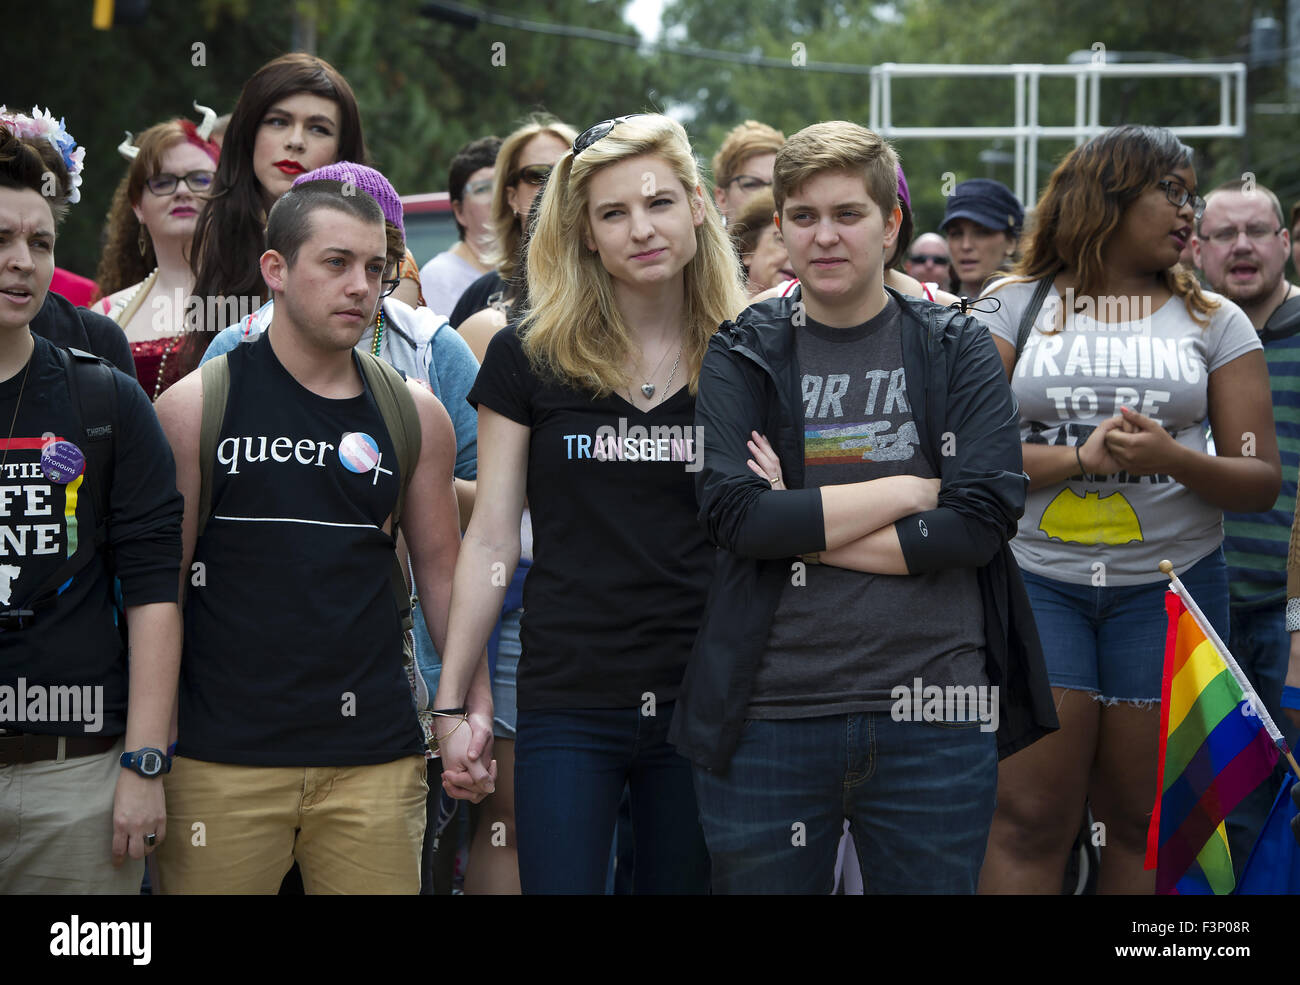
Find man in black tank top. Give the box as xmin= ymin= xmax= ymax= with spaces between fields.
xmin=153 ymin=181 xmax=487 ymax=894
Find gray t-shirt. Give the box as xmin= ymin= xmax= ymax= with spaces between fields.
xmin=419 ymin=250 xmax=484 ymax=319
xmin=980 ymin=278 xmax=1262 ymax=586
xmin=748 ymin=298 xmax=986 ymax=719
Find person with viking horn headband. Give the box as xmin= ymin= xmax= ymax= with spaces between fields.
xmin=93 ymin=103 xmax=219 ymax=399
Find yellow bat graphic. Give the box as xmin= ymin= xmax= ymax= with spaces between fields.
xmin=1038 ymin=488 xmax=1143 ymax=545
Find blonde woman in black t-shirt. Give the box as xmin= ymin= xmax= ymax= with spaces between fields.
xmin=434 ymin=113 xmax=745 ymax=894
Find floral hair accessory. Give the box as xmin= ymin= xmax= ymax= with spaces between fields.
xmin=0 ymin=105 xmax=87 ymax=205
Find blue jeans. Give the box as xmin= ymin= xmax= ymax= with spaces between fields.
xmin=513 ymin=702 xmax=710 ymax=894
xmin=692 ymin=713 xmax=997 ymax=894
xmin=1226 ymin=602 xmax=1293 ymax=877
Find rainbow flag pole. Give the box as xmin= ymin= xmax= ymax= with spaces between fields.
xmin=1147 ymin=559 xmax=1300 ymax=894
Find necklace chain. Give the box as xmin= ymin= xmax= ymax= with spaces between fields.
xmin=1 ymin=349 xmax=33 ymax=471
xmin=628 ymin=345 xmax=681 ymax=407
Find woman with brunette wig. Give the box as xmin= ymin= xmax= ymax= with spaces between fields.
xmin=178 ymin=52 xmax=367 ymax=376
xmin=93 ymin=118 xmax=218 ymax=398
xmin=977 ymin=125 xmax=1280 ymax=894
xmin=433 ymin=114 xmax=745 ymax=893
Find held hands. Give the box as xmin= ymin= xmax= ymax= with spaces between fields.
xmin=436 ymin=705 xmax=497 ymax=803
xmin=1100 ymin=406 xmax=1185 ymax=476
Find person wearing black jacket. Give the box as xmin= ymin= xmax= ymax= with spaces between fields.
xmin=30 ymin=289 xmax=135 ymax=379
xmin=670 ymin=121 xmax=1057 ymax=894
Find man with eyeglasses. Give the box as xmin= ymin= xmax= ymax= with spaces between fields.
xmin=903 ymin=232 xmax=950 ymax=287
xmin=1192 ymin=177 xmax=1300 ymax=876
xmin=710 ymin=120 xmax=785 ymax=224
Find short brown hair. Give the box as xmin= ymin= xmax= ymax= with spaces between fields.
xmin=729 ymin=189 xmax=777 ymax=258
xmin=1200 ymin=178 xmax=1284 ymax=235
xmin=773 ymin=121 xmax=898 ymax=223
xmin=711 ymin=120 xmax=785 ymax=188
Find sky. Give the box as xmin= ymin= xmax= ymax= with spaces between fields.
xmin=625 ymin=0 xmax=665 ymax=41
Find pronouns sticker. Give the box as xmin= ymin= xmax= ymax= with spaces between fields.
xmin=40 ymin=440 xmax=85 ymax=484
xmin=338 ymin=432 xmax=380 ymax=474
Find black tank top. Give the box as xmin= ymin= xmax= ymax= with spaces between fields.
xmin=179 ymin=332 xmax=423 ymax=766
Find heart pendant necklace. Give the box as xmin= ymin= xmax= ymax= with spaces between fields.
xmin=633 ymin=346 xmax=681 ymax=406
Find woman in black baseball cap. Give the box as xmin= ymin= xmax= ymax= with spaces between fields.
xmin=941 ymin=178 xmax=1024 ymax=298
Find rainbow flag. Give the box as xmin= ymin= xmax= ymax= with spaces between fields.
xmin=1146 ymin=590 xmax=1281 ymax=894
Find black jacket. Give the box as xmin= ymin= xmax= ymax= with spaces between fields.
xmin=31 ymin=290 xmax=136 ymax=379
xmin=668 ymin=287 xmax=1059 ymax=772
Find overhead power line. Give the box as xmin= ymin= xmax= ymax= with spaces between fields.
xmin=419 ymin=1 xmax=874 ymax=75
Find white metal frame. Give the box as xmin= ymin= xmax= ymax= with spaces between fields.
xmin=868 ymin=62 xmax=1248 ymax=206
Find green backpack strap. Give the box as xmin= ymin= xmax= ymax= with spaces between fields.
xmin=356 ymin=350 xmax=422 ymax=634
xmin=197 ymin=354 xmax=231 ymax=540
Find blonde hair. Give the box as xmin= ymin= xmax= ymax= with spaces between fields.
xmin=489 ymin=113 xmax=578 ymax=282
xmin=711 ymin=120 xmax=785 ymax=188
xmin=522 ymin=114 xmax=747 ymax=397
xmin=773 ymin=121 xmax=898 ymax=222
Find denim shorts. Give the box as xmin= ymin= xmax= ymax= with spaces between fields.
xmin=1019 ymin=546 xmax=1229 ymax=703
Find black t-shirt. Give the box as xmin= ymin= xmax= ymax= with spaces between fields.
xmin=468 ymin=326 xmax=713 ymax=710
xmin=0 ymin=334 xmax=182 ymax=737
xmin=180 ymin=333 xmax=424 ymax=766
xmin=449 ymin=271 xmax=504 ymax=329
xmin=30 ymin=290 xmax=136 ymax=379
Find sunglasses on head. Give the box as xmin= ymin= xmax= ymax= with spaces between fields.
xmin=572 ymin=114 xmax=652 ymax=156
xmin=508 ymin=163 xmax=552 ymax=187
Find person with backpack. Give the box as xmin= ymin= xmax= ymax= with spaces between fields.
xmin=0 ymin=113 xmax=185 ymax=893
xmin=152 ymin=177 xmax=481 ymax=894
xmin=672 ymin=120 xmax=1055 ymax=894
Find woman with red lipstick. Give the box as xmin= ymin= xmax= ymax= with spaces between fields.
xmin=93 ymin=119 xmax=219 ymax=399
xmin=977 ymin=125 xmax=1280 ymax=894
xmin=180 ymin=53 xmax=366 ymax=377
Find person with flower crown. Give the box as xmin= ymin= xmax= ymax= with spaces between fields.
xmin=0 ymin=108 xmax=185 ymax=893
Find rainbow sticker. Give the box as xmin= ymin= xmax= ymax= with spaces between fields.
xmin=338 ymin=432 xmax=380 ymax=474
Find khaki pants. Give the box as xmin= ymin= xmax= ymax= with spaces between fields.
xmin=155 ymin=754 xmax=427 ymax=894
xmin=0 ymin=736 xmax=144 ymax=894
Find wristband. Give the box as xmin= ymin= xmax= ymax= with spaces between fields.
xmin=430 ymin=706 xmax=466 ymax=717
xmin=1283 ymin=686 xmax=1300 ymax=712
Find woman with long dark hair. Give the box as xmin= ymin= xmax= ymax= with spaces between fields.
xmin=178 ymin=52 xmax=366 ymax=376
xmin=978 ymin=125 xmax=1280 ymax=893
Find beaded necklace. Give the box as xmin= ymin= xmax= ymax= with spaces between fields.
xmin=372 ymin=306 xmax=385 ymax=357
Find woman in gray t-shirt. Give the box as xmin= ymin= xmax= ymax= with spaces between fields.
xmin=976 ymin=125 xmax=1279 ymax=895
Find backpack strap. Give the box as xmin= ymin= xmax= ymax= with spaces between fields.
xmin=197 ymin=353 xmax=231 ymax=540
xmin=356 ymin=350 xmax=422 ymax=635
xmin=15 ymin=347 xmax=117 ymax=612
xmin=356 ymin=350 xmax=421 ymax=532
xmin=1014 ymin=278 xmax=1055 ymax=360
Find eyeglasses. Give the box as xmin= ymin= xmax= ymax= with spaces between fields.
xmin=725 ymin=175 xmax=772 ymax=193
xmin=507 ymin=163 xmax=552 ymax=187
xmin=909 ymin=253 xmax=949 ymax=265
xmin=572 ymin=114 xmax=651 ymax=156
xmin=465 ymin=177 xmax=495 ymax=198
xmin=379 ymin=260 xmax=400 ymax=299
xmin=1157 ymin=178 xmax=1206 ymax=222
xmin=145 ymin=171 xmax=215 ymax=195
xmin=1197 ymin=224 xmax=1283 ymax=246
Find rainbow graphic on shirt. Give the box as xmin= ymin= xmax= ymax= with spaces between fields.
xmin=805 ymin=421 xmax=919 ymax=465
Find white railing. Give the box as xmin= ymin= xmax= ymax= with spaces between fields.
xmin=868 ymin=61 xmax=1248 ymax=206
